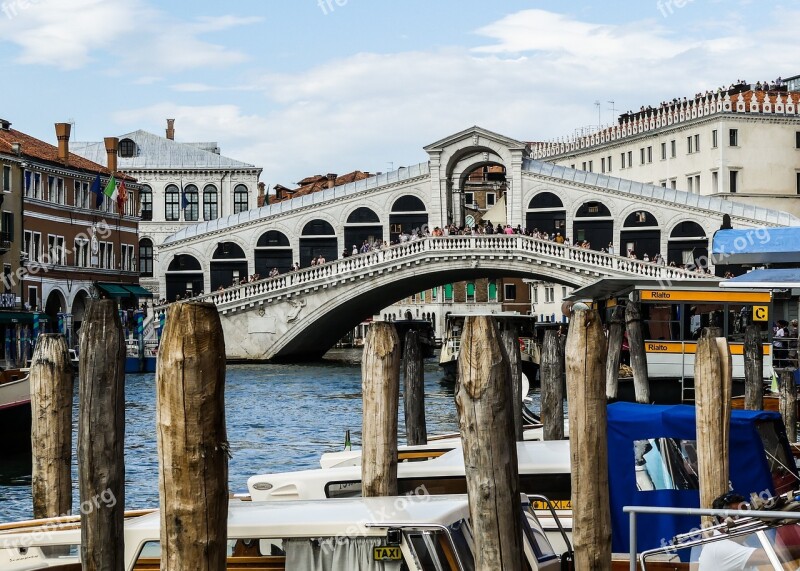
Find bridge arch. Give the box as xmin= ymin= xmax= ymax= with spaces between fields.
xmin=389 ymin=195 xmax=428 ymax=242
xmin=573 ymin=200 xmax=614 ymax=250
xmin=526 ymin=191 xmax=566 ymax=235
xmin=166 ymin=253 xmax=204 ymax=300
xmin=668 ymin=220 xmax=708 ymax=268
xmin=254 ymin=230 xmax=293 ymax=276
xmin=344 ymin=206 xmax=383 ymax=250
xmin=211 ymin=242 xmax=249 ymax=290
xmin=300 ymin=218 xmax=338 ymax=266
xmin=620 ymin=209 xmax=660 ymax=259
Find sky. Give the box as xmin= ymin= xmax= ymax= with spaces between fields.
xmin=0 ymin=0 xmax=797 ymax=188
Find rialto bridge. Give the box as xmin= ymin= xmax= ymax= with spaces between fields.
xmin=157 ymin=126 xmax=798 ymax=360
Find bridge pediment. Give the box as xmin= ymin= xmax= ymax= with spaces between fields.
xmin=424 ymin=125 xmax=529 ymax=155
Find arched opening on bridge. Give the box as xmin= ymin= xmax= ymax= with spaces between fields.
xmin=255 ymin=231 xmax=293 ymax=276
xmin=44 ymin=290 xmax=66 ymax=333
xmin=668 ymin=221 xmax=708 ymax=269
xmin=166 ymin=254 xmax=204 ymax=301
xmin=300 ymin=220 xmax=338 ymax=267
xmin=620 ymin=210 xmax=660 ymax=259
xmin=71 ymin=289 xmax=90 ymax=343
xmin=389 ymin=196 xmax=428 ymax=243
xmin=211 ymin=242 xmax=248 ymax=290
xmin=459 ymin=163 xmax=507 ymax=228
xmin=344 ymin=207 xmax=382 ymax=250
xmin=573 ymin=201 xmax=613 ymax=250
xmin=526 ymin=192 xmax=566 ymax=236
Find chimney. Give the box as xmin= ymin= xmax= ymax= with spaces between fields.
xmin=326 ymin=173 xmax=337 ymax=189
xmin=0 ymin=119 xmax=10 ymax=131
xmin=104 ymin=137 xmax=119 ymax=173
xmin=55 ymin=123 xmax=71 ymax=163
xmin=257 ymin=182 xmax=266 ymax=207
xmin=166 ymin=118 xmax=175 ymax=140
xmin=11 ymin=142 xmax=21 ymax=156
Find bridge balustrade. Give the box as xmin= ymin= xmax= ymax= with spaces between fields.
xmin=155 ymin=235 xmax=714 ymax=316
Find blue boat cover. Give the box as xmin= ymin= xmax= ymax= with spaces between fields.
xmin=607 ymin=402 xmax=791 ymax=554
xmin=713 ymin=227 xmax=800 ymax=264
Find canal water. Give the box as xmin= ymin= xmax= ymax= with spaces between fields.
xmin=0 ymin=349 xmax=488 ymax=523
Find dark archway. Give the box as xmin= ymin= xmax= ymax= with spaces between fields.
xmin=166 ymin=254 xmax=204 ymax=301
xmin=620 ymin=210 xmax=660 ymax=259
xmin=255 ymin=230 xmax=293 ymax=276
xmin=344 ymin=207 xmax=382 ymax=250
xmin=300 ymin=220 xmax=338 ymax=267
xmin=526 ymin=192 xmax=566 ymax=236
xmin=573 ymin=201 xmax=613 ymax=250
xmin=668 ymin=221 xmax=708 ymax=269
xmin=389 ymin=196 xmax=428 ymax=243
xmin=211 ymin=242 xmax=248 ymax=290
xmin=44 ymin=290 xmax=66 ymax=334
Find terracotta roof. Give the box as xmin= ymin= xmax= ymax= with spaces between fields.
xmin=0 ymin=127 xmax=136 ymax=182
xmin=270 ymin=171 xmax=372 ymax=204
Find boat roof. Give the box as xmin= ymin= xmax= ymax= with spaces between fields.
xmin=566 ymin=278 xmax=750 ymax=301
xmin=721 ymin=268 xmax=800 ymax=289
xmin=445 ymin=311 xmax=535 ymax=319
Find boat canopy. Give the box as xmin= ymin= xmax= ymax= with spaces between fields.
xmin=607 ymin=402 xmax=794 ymax=555
xmin=713 ymin=227 xmax=800 ymax=265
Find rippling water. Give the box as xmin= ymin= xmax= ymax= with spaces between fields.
xmin=0 ymin=349 xmax=467 ymax=523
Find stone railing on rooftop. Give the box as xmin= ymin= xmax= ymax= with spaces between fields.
xmin=531 ymin=90 xmax=800 ymax=159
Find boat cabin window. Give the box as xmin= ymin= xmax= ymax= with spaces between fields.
xmin=755 ymin=421 xmax=799 ymax=496
xmin=633 ymin=438 xmax=699 ymax=491
xmin=406 ymin=529 xmax=467 ymax=571
xmin=642 ymin=303 xmax=681 ymax=341
xmin=132 ymin=538 xmax=288 ymax=570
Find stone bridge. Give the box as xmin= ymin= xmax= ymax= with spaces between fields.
xmin=163 ymin=235 xmax=714 ymax=361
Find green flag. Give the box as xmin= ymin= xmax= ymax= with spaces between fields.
xmin=103 ymin=176 xmax=118 ymax=201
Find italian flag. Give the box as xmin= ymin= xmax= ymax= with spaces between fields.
xmin=103 ymin=176 xmax=118 ymax=202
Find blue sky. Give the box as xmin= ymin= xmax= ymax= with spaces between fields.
xmin=0 ymin=0 xmax=795 ymax=186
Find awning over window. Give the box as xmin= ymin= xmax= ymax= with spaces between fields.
xmin=96 ymin=283 xmax=154 ymax=299
xmin=0 ymin=311 xmax=43 ymax=324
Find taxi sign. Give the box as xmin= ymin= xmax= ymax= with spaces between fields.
xmin=753 ymin=305 xmax=768 ymax=322
xmin=531 ymin=499 xmax=571 ymax=510
xmin=373 ymin=546 xmax=402 ymax=561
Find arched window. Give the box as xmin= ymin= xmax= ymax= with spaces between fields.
xmin=119 ymin=139 xmax=136 ymax=158
xmin=347 ymin=207 xmax=380 ymax=223
xmin=391 ymin=195 xmax=426 ymax=212
xmin=165 ymin=185 xmax=179 ymax=221
xmin=140 ymin=185 xmax=152 ymax=221
xmin=183 ymin=184 xmax=199 ymax=221
xmin=527 ymin=192 xmax=564 ymax=209
xmin=234 ymin=184 xmax=248 ymax=214
xmin=203 ymin=184 xmax=218 ymax=220
xmin=139 ymin=238 xmax=153 ymax=277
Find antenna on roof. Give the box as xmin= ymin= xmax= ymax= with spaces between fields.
xmin=594 ymin=100 xmax=601 ymax=130
xmin=68 ymin=118 xmax=75 ymax=141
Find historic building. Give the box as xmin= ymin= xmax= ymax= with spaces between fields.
xmin=0 ymin=119 xmax=145 ymax=357
xmin=72 ymin=119 xmax=262 ymax=297
xmin=533 ymin=83 xmax=800 ymax=218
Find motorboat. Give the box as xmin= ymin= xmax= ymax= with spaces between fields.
xmin=438 ymin=312 xmax=539 ymax=382
xmin=0 ymin=369 xmax=31 ymax=455
xmin=0 ymin=494 xmax=566 ymax=570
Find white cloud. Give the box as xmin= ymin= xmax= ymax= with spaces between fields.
xmin=0 ymin=0 xmax=257 ymax=71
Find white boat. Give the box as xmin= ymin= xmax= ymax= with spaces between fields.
xmin=439 ymin=312 xmax=539 ymax=382
xmin=0 ymin=495 xmax=564 ymax=570
xmin=248 ymin=438 xmax=573 ymax=554
xmin=0 ymin=371 xmax=31 ymax=455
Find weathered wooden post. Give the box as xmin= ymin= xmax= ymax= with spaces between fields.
xmin=30 ymin=334 xmax=73 ymax=520
xmin=157 ymin=302 xmax=228 ymax=571
xmin=501 ymin=326 xmax=524 ymax=441
xmin=780 ymin=370 xmax=797 ymax=442
xmin=565 ymin=307 xmax=611 ymax=570
xmin=694 ymin=330 xmax=732 ymax=528
xmin=362 ymin=322 xmax=400 ymax=496
xmin=541 ymin=329 xmax=564 ymax=441
xmin=625 ymin=300 xmax=650 ymax=403
xmin=456 ymin=316 xmax=522 ymax=570
xmin=605 ymin=304 xmax=625 ymax=400
xmin=79 ymin=300 xmax=126 ymax=571
xmin=403 ymin=329 xmax=427 ymax=446
xmin=744 ymin=324 xmax=763 ymax=410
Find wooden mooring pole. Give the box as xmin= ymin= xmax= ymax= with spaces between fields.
xmin=501 ymin=326 xmax=524 ymax=441
xmin=605 ymin=304 xmax=625 ymax=400
xmin=403 ymin=329 xmax=427 ymax=446
xmin=362 ymin=322 xmax=400 ymax=497
xmin=456 ymin=316 xmax=522 ymax=570
xmin=565 ymin=307 xmax=611 ymax=570
xmin=780 ymin=370 xmax=797 ymax=443
xmin=157 ymin=302 xmax=228 ymax=571
xmin=743 ymin=324 xmax=763 ymax=410
xmin=541 ymin=329 xmax=564 ymax=441
xmin=79 ymin=300 xmax=126 ymax=571
xmin=625 ymin=301 xmax=650 ymax=404
xmin=30 ymin=333 xmax=73 ymax=520
xmin=694 ymin=330 xmax=732 ymax=528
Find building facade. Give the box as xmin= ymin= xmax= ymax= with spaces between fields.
xmin=72 ymin=120 xmax=262 ymax=298
xmin=0 ymin=120 xmax=144 ymax=356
